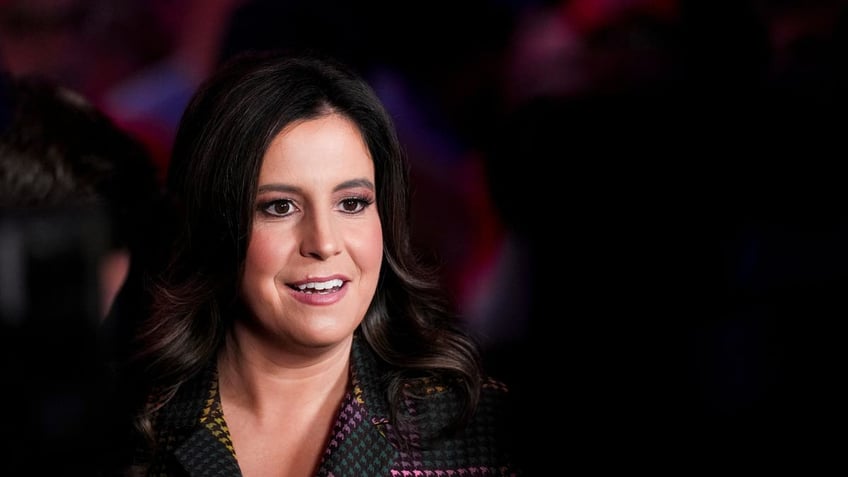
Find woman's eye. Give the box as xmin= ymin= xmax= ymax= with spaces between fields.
xmin=340 ymin=198 xmax=368 ymax=213
xmin=262 ymin=199 xmax=294 ymax=217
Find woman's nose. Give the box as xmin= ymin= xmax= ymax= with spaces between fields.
xmin=298 ymin=210 xmax=342 ymax=259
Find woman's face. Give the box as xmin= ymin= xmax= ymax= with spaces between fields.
xmin=240 ymin=113 xmax=383 ymax=351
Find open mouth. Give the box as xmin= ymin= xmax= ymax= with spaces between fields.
xmin=289 ymin=278 xmax=344 ymax=294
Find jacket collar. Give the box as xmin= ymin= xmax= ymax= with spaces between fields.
xmin=156 ymin=331 xmax=399 ymax=476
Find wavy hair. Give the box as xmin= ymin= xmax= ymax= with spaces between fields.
xmin=126 ymin=50 xmax=484 ymax=452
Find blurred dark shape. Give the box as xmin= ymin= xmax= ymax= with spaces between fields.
xmin=0 ymin=70 xmax=164 ymax=472
xmin=0 ymin=205 xmax=109 ymax=472
xmin=0 ymin=207 xmax=106 ymax=326
xmin=0 ymin=74 xmax=161 ymax=253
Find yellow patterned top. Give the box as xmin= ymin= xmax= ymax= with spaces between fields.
xmin=198 ymin=371 xmax=237 ymax=458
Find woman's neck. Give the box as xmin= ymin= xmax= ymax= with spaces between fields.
xmin=217 ymin=328 xmax=353 ymax=419
xmin=216 ymin=328 xmax=353 ymax=477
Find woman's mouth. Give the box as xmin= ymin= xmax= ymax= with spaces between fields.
xmin=290 ymin=278 xmax=344 ymax=294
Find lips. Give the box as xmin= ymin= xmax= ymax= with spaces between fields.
xmin=286 ymin=277 xmax=349 ymax=306
xmin=290 ymin=278 xmax=344 ymax=294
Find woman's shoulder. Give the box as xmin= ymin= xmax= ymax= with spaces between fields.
xmin=405 ymin=374 xmax=511 ymax=395
xmin=398 ymin=373 xmax=512 ymax=405
xmin=402 ymin=375 xmax=523 ymax=475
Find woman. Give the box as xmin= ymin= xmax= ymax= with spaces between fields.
xmin=110 ymin=51 xmax=521 ymax=476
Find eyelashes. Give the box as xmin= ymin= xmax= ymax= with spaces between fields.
xmin=260 ymin=198 xmax=295 ymax=217
xmin=339 ymin=196 xmax=374 ymax=213
xmin=258 ymin=195 xmax=375 ymax=218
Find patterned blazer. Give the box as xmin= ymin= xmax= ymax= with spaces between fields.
xmin=136 ymin=333 xmax=523 ymax=476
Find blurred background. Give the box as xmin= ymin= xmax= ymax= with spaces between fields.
xmin=2 ymin=0 xmax=847 ymax=473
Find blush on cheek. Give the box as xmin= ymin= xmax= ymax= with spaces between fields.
xmin=246 ymin=225 xmax=293 ymax=268
xmin=361 ymin=225 xmax=384 ymax=267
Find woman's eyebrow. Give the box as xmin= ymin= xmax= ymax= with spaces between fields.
xmin=257 ymin=183 xmax=299 ymax=194
xmin=334 ymin=178 xmax=374 ymax=192
xmin=257 ymin=179 xmax=373 ymax=194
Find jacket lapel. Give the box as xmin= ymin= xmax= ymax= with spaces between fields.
xmin=316 ymin=334 xmax=399 ymax=476
xmin=174 ymin=426 xmax=243 ymax=477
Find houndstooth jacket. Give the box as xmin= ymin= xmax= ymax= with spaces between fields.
xmin=135 ymin=332 xmax=523 ymax=477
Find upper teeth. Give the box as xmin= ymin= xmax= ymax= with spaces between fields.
xmin=297 ymin=279 xmax=343 ymax=291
